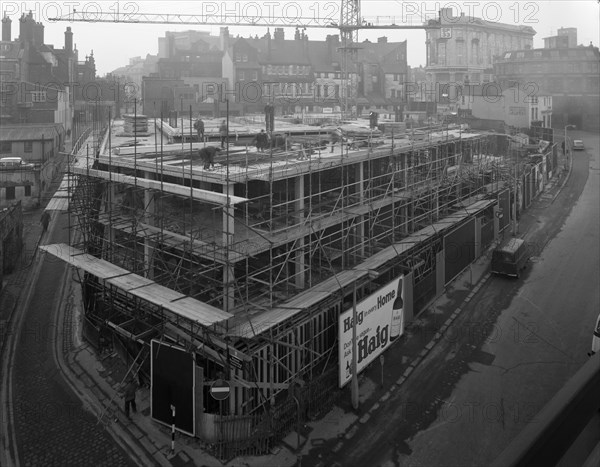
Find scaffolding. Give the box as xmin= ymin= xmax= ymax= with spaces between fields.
xmin=53 ymin=115 xmax=526 ymax=438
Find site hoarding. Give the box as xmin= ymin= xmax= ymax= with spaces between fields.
xmin=338 ymin=276 xmax=404 ymax=388
xmin=151 ymin=339 xmax=195 ymax=436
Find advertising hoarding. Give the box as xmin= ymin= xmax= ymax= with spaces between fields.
xmin=151 ymin=340 xmax=195 ymax=436
xmin=339 ymin=276 xmax=404 ymax=388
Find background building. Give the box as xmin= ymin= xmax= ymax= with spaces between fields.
xmin=460 ymin=84 xmax=552 ymax=131
xmin=136 ymin=27 xmax=407 ymax=119
xmin=425 ymin=7 xmax=535 ymax=103
xmin=494 ymin=28 xmax=600 ymax=130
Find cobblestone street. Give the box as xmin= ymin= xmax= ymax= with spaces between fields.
xmin=9 ymin=211 xmax=136 ymax=466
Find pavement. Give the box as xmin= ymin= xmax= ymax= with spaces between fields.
xmin=0 ymin=145 xmax=577 ymax=467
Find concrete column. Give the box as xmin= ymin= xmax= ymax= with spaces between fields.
xmin=294 ymin=175 xmax=305 ymax=290
xmin=400 ymin=205 xmax=410 ymax=235
xmin=357 ymin=161 xmax=365 ymax=257
xmin=143 ymin=171 xmax=156 ymax=279
xmin=474 ymin=217 xmax=482 ymax=258
xmin=105 ymin=183 xmax=117 ymax=262
xmin=222 ymin=183 xmax=235 ymax=312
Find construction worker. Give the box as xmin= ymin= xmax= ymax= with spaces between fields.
xmin=330 ymin=128 xmax=343 ymax=153
xmin=199 ymin=146 xmax=221 ymax=170
xmin=194 ymin=118 xmax=204 ymax=141
xmin=254 ymin=129 xmax=268 ymax=152
xmin=219 ymin=120 xmax=227 ymax=148
xmin=122 ymin=378 xmax=138 ymax=419
xmin=40 ymin=211 xmax=50 ymax=233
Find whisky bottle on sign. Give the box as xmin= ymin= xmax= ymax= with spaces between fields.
xmin=345 ymin=359 xmax=352 ymax=379
xmin=390 ymin=278 xmax=404 ymax=340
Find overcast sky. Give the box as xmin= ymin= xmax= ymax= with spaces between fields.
xmin=3 ymin=0 xmax=599 ymax=75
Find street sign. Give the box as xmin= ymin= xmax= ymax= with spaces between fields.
xmin=210 ymin=379 xmax=231 ymax=400
xmin=229 ymin=354 xmax=243 ymax=371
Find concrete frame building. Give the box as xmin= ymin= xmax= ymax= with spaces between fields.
xmin=40 ymin=113 xmax=564 ymax=458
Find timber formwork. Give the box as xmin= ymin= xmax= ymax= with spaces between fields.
xmin=63 ymin=122 xmax=520 ymax=422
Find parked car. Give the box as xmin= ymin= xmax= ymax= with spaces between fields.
xmin=572 ymin=140 xmax=585 ymax=151
xmin=0 ymin=157 xmax=33 ymax=169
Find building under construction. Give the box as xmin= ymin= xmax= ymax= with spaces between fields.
xmin=43 ymin=116 xmax=556 ymax=457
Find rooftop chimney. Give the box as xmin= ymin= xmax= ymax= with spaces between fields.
xmin=65 ymin=26 xmax=73 ymax=53
xmin=377 ymin=36 xmax=387 ymax=43
xmin=219 ymin=27 xmax=229 ymax=51
xmin=2 ymin=15 xmax=11 ymax=41
xmin=19 ymin=11 xmax=35 ymax=43
xmin=439 ymin=8 xmax=454 ymax=23
xmin=274 ymin=27 xmax=284 ymax=42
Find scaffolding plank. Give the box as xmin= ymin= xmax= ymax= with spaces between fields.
xmin=228 ymin=199 xmax=496 ymax=339
xmin=39 ymin=243 xmax=233 ymax=326
xmin=45 ymin=197 xmax=69 ymax=211
xmin=70 ymin=166 xmax=248 ymax=206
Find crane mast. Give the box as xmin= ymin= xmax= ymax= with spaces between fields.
xmin=340 ymin=0 xmax=361 ymax=117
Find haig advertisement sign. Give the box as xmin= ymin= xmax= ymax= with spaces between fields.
xmin=339 ymin=276 xmax=405 ymax=388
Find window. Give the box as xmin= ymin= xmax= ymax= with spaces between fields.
xmin=6 ymin=186 xmax=15 ymax=200
xmin=437 ymin=41 xmax=446 ymax=65
xmin=1 ymin=141 xmax=11 ymax=153
xmin=471 ymin=39 xmax=481 ymax=64
xmin=31 ymin=91 xmax=46 ymax=102
xmin=456 ymin=40 xmax=464 ymax=65
xmin=238 ymin=71 xmax=245 ymax=80
xmin=252 ymin=71 xmax=258 ymax=80
xmin=25 ymin=185 xmax=31 ymax=197
xmin=24 ymin=141 xmax=33 ymax=153
xmin=242 ymin=54 xmax=248 ymax=62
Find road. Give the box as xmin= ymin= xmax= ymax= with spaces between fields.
xmin=315 ymin=131 xmax=599 ymax=467
xmin=7 ymin=211 xmax=136 ymax=466
xmin=400 ymin=132 xmax=599 ymax=466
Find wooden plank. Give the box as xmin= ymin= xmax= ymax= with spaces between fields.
xmin=39 ymin=244 xmax=232 ymax=326
xmin=70 ymin=166 xmax=248 ymax=206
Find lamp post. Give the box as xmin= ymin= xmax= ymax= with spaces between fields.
xmin=351 ymin=269 xmax=380 ymax=411
xmin=513 ymin=144 xmax=518 ymax=236
xmin=564 ymin=124 xmax=575 ymax=158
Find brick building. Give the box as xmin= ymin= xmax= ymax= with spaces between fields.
xmin=494 ymin=29 xmax=600 ymax=130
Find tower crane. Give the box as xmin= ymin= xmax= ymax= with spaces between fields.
xmin=51 ymin=1 xmax=442 ymax=117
